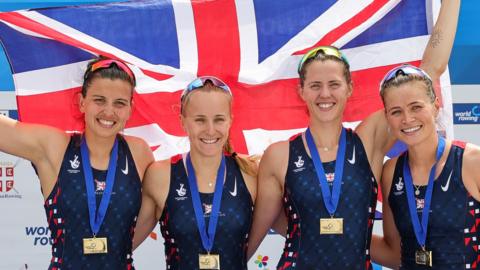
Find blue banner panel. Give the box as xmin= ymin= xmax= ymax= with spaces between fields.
xmin=453 ymin=103 xmax=480 ymax=124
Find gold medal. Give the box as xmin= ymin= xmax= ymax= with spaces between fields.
xmin=415 ymin=248 xmax=432 ymax=267
xmin=83 ymin=237 xmax=108 ymax=254
xmin=199 ymin=253 xmax=220 ymax=269
xmin=320 ymin=217 xmax=343 ymax=234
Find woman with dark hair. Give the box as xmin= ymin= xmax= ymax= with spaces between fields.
xmin=0 ymin=57 xmax=154 ymax=269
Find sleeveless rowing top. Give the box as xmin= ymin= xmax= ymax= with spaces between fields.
xmin=389 ymin=142 xmax=480 ymax=269
xmin=159 ymin=155 xmax=253 ymax=270
xmin=277 ymin=130 xmax=377 ymax=269
xmin=42 ymin=134 xmax=141 ymax=269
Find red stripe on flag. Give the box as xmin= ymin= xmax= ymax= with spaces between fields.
xmin=191 ymin=0 xmax=241 ymax=79
xmin=16 ymin=88 xmax=84 ymax=130
xmin=315 ymin=0 xmax=390 ymax=46
xmin=294 ymin=0 xmax=391 ymax=54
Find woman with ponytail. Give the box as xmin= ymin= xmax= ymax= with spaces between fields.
xmin=133 ymin=76 xmax=257 ymax=270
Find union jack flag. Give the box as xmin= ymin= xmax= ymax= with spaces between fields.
xmin=94 ymin=179 xmax=106 ymax=192
xmin=0 ymin=0 xmax=451 ymax=162
xmin=416 ymin=198 xmax=425 ymax=210
xmin=326 ymin=173 xmax=335 ymax=183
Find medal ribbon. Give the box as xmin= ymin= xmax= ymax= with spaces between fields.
xmin=81 ymin=136 xmax=118 ymax=236
xmin=403 ymin=136 xmax=446 ymax=248
xmin=305 ymin=127 xmax=346 ymax=216
xmin=186 ymin=153 xmax=225 ymax=252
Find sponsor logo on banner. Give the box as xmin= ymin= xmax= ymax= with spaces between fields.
xmin=453 ymin=103 xmax=480 ymax=124
xmin=254 ymin=255 xmax=270 ymax=269
xmin=0 ymin=160 xmax=22 ymax=199
xmin=25 ymin=226 xmax=53 ymax=246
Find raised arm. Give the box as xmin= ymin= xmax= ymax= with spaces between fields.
xmin=133 ymin=159 xmax=170 ymax=250
xmin=371 ymin=158 xmax=401 ymax=269
xmin=0 ymin=114 xmax=68 ymax=164
xmin=420 ymin=0 xmax=461 ymax=81
xmin=356 ymin=0 xmax=460 ymax=179
xmin=247 ymin=142 xmax=287 ymax=259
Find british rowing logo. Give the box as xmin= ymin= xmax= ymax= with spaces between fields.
xmin=203 ymin=203 xmax=212 ymax=215
xmin=95 ymin=179 xmax=106 ymax=192
xmin=416 ymin=198 xmax=425 ymax=210
xmin=202 ymin=203 xmax=225 ymax=217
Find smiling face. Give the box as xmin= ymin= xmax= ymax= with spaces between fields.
xmin=383 ymin=80 xmax=439 ymax=146
xmin=80 ymin=77 xmax=133 ymax=138
xmin=181 ymin=89 xmax=232 ymax=158
xmin=298 ymin=59 xmax=352 ymax=123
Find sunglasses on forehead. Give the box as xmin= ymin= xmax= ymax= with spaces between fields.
xmin=297 ymin=46 xmax=349 ymax=74
xmin=89 ymin=59 xmax=136 ymax=83
xmin=380 ymin=64 xmax=432 ymax=89
xmin=181 ymin=76 xmax=231 ymax=100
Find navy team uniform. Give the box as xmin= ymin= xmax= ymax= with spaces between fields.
xmin=278 ymin=129 xmax=378 ymax=270
xmin=389 ymin=142 xmax=480 ymax=269
xmin=160 ymin=155 xmax=253 ymax=270
xmin=41 ymin=134 xmax=141 ymax=270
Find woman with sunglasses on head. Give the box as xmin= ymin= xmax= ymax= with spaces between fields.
xmin=132 ymin=76 xmax=257 ymax=269
xmin=247 ymin=1 xmax=460 ymax=269
xmin=0 ymin=57 xmax=154 ymax=269
xmin=373 ymin=63 xmax=479 ymax=270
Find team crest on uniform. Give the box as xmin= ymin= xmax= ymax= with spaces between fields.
xmin=393 ymin=177 xmax=404 ymax=196
xmin=95 ymin=179 xmax=106 ymax=192
xmin=202 ymin=203 xmax=225 ymax=217
xmin=67 ymin=155 xmax=81 ymax=174
xmin=203 ymin=203 xmax=212 ymax=215
xmin=326 ymin=173 xmax=335 ymax=185
xmin=293 ymin=156 xmax=306 ymax=173
xmin=416 ymin=198 xmax=425 ymax=210
xmin=175 ymin=183 xmax=188 ymax=201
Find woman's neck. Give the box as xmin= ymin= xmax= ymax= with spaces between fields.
xmin=308 ymin=120 xmax=343 ymax=150
xmin=84 ymin=130 xmax=117 ymax=169
xmin=189 ymin=150 xmax=223 ymax=182
xmin=408 ymin=134 xmax=439 ymax=166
